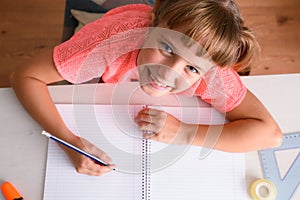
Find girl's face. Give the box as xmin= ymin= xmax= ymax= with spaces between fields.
xmin=137 ymin=25 xmax=214 ymax=97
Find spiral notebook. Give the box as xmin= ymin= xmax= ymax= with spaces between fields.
xmin=43 ymin=104 xmax=246 ymax=200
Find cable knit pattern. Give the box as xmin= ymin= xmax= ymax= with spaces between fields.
xmin=53 ymin=4 xmax=247 ymax=112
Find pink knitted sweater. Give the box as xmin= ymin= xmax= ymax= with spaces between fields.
xmin=53 ymin=4 xmax=247 ymax=112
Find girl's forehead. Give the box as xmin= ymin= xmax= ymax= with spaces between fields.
xmin=145 ymin=27 xmax=215 ymax=72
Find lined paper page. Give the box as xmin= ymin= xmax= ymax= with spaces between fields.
xmin=44 ymin=104 xmax=145 ymax=200
xmin=145 ymin=106 xmax=246 ymax=200
xmin=43 ymin=104 xmax=246 ymax=200
xmin=44 ymin=142 xmax=142 ymax=199
xmin=150 ymin=142 xmax=246 ymax=200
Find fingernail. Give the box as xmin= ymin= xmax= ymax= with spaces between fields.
xmin=143 ymin=130 xmax=154 ymax=135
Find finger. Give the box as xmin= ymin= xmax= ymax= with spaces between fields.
xmin=90 ymin=163 xmax=115 ymax=176
xmin=135 ymin=114 xmax=153 ymax=124
xmin=94 ymin=151 xmax=113 ymax=164
xmin=77 ymin=167 xmax=111 ymax=176
xmin=143 ymin=132 xmax=157 ymax=139
xmin=82 ymin=144 xmax=113 ymax=164
xmin=139 ymin=108 xmax=163 ymax=116
xmin=136 ymin=108 xmax=167 ymax=125
xmin=136 ymin=121 xmax=156 ymax=132
xmin=77 ymin=160 xmax=115 ymax=176
xmin=143 ymin=130 xmax=155 ymax=135
xmin=94 ymin=164 xmax=115 ymax=175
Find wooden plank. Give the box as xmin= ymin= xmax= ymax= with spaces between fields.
xmin=236 ymin=0 xmax=300 ymax=8
xmin=239 ymin=6 xmax=300 ymax=75
xmin=0 ymin=0 xmax=299 ymax=87
xmin=0 ymin=0 xmax=65 ymax=87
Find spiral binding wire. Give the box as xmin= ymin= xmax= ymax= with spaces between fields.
xmin=142 ymin=139 xmax=151 ymax=200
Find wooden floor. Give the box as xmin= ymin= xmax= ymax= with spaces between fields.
xmin=0 ymin=0 xmax=299 ymax=88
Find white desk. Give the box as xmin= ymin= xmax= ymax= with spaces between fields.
xmin=1 ymin=74 xmax=300 ymax=200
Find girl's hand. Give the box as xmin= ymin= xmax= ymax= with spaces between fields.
xmin=60 ymin=136 xmax=115 ymax=176
xmin=134 ymin=108 xmax=196 ymax=145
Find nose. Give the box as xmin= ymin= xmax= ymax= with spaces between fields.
xmin=158 ymin=59 xmax=185 ymax=83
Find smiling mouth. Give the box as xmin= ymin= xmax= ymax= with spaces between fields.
xmin=147 ymin=69 xmax=173 ymax=91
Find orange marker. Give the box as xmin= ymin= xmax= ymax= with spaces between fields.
xmin=1 ymin=182 xmax=23 ymax=200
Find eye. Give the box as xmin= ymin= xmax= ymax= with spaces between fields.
xmin=160 ymin=42 xmax=173 ymax=54
xmin=187 ymin=65 xmax=199 ymax=74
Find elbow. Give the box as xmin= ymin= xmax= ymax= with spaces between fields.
xmin=10 ymin=66 xmax=30 ymax=89
xmin=273 ymin=127 xmax=283 ymax=147
xmin=266 ymin=123 xmax=283 ymax=149
xmin=10 ymin=70 xmax=23 ymax=92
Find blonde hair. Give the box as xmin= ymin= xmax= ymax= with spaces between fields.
xmin=152 ymin=0 xmax=260 ymax=74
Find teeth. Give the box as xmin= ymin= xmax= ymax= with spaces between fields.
xmin=154 ymin=80 xmax=167 ymax=87
xmin=150 ymin=74 xmax=167 ymax=87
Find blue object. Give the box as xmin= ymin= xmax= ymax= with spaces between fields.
xmin=42 ymin=131 xmax=109 ymax=166
xmin=259 ymin=132 xmax=300 ymax=200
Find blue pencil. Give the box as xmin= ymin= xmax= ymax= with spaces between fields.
xmin=41 ymin=130 xmax=109 ymax=166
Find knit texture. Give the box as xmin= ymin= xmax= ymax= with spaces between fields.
xmin=53 ymin=4 xmax=247 ymax=112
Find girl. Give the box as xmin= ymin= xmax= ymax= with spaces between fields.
xmin=11 ymin=0 xmax=282 ymax=176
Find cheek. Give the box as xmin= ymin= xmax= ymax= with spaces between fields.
xmin=137 ymin=49 xmax=160 ymax=66
xmin=137 ymin=49 xmax=149 ymax=66
xmin=178 ymin=74 xmax=200 ymax=89
xmin=138 ymin=65 xmax=147 ymax=83
xmin=187 ymin=76 xmax=201 ymax=85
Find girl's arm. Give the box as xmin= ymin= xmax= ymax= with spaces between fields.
xmin=11 ymin=49 xmax=114 ymax=175
xmin=135 ymin=90 xmax=282 ymax=152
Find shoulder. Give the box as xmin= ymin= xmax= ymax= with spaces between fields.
xmin=96 ymin=4 xmax=153 ymax=34
xmin=53 ymin=4 xmax=152 ymax=83
xmin=55 ymin=4 xmax=152 ymax=54
xmin=71 ymin=4 xmax=152 ymax=39
xmin=104 ymin=4 xmax=153 ymax=18
xmin=194 ymin=67 xmax=247 ymax=112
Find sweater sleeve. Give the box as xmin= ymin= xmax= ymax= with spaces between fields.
xmin=53 ymin=4 xmax=152 ymax=83
xmin=194 ymin=67 xmax=247 ymax=113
